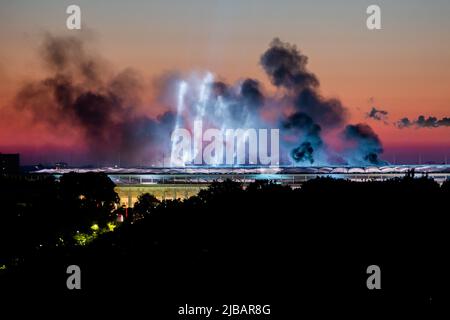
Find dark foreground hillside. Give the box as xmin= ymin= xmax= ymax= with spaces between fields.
xmin=1 ymin=174 xmax=447 ymax=314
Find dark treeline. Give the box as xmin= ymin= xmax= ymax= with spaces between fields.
xmin=0 ymin=173 xmax=119 ymax=266
xmin=0 ymin=173 xmax=448 ymax=310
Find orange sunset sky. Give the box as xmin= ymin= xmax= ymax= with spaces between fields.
xmin=0 ymin=0 xmax=449 ymax=165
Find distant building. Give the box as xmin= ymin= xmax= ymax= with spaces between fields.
xmin=0 ymin=153 xmax=20 ymax=174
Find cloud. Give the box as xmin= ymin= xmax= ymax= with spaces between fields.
xmin=396 ymin=115 xmax=450 ymax=128
xmin=367 ymin=107 xmax=388 ymax=122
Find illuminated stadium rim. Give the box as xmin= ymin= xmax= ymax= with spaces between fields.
xmin=35 ymin=165 xmax=450 ymax=175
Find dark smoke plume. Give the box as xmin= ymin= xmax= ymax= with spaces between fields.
xmin=260 ymin=38 xmax=351 ymax=164
xmin=14 ymin=35 xmax=385 ymax=166
xmin=294 ymin=88 xmax=347 ymax=128
xmin=260 ymin=38 xmax=319 ymax=91
xmin=291 ymin=142 xmax=315 ymax=164
xmin=206 ymin=78 xmax=264 ymax=126
xmin=240 ymin=79 xmax=264 ymax=110
xmin=283 ymin=112 xmax=322 ymax=164
xmin=343 ymin=124 xmax=386 ymax=165
xmin=15 ymin=34 xmax=174 ymax=166
xmin=396 ymin=115 xmax=450 ymax=129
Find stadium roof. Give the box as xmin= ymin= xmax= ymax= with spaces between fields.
xmin=34 ymin=165 xmax=450 ymax=175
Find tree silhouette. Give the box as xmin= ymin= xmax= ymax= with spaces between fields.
xmin=133 ymin=193 xmax=160 ymax=219
xmin=0 ymin=173 xmax=447 ymax=305
xmin=59 ymin=172 xmax=119 ymax=230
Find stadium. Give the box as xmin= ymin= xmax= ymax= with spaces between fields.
xmin=35 ymin=165 xmax=450 ymax=207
